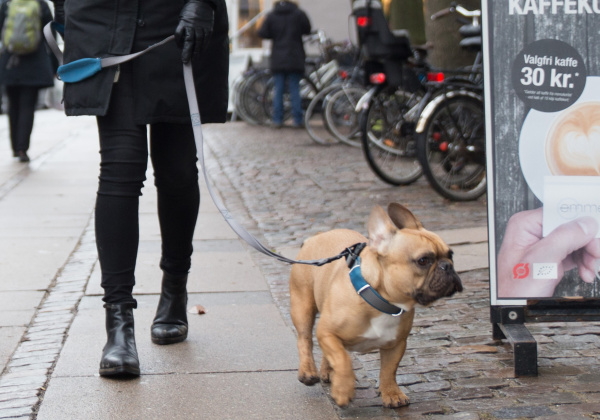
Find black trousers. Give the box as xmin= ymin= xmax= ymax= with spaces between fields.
xmin=6 ymin=85 xmax=39 ymax=154
xmin=96 ymin=65 xmax=199 ymax=305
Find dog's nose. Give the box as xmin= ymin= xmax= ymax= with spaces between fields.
xmin=438 ymin=261 xmax=451 ymax=271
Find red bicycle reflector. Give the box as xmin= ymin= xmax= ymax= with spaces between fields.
xmin=339 ymin=70 xmax=349 ymax=79
xmin=369 ymin=73 xmax=386 ymax=84
xmin=357 ymin=16 xmax=371 ymax=27
xmin=427 ymin=72 xmax=445 ymax=82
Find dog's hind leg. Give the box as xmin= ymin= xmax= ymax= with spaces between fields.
xmin=290 ymin=276 xmax=320 ymax=386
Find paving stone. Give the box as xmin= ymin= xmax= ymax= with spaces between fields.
xmin=491 ymin=405 xmax=557 ymax=418
xmin=408 ymin=380 xmax=451 ymax=393
xmin=8 ymin=355 xmax=56 ymax=368
xmin=0 ymin=406 xmax=33 ymax=419
xmin=0 ymin=374 xmax=46 ymax=387
xmin=1 ymin=370 xmax=48 ymax=379
xmin=395 ymin=374 xmax=423 ymax=386
xmin=10 ymin=348 xmax=59 ymax=360
xmin=516 ymin=391 xmax=582 ymax=405
xmin=576 ymin=373 xmax=600 ymax=383
xmin=442 ymin=387 xmax=494 ymax=401
xmin=442 ymin=413 xmax=481 ymax=420
xmin=453 ymin=377 xmax=511 ymax=389
xmin=446 ymin=345 xmax=498 ymax=354
xmin=0 ymin=397 xmax=38 ymax=411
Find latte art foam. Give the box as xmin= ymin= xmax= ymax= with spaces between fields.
xmin=546 ymin=102 xmax=600 ymax=176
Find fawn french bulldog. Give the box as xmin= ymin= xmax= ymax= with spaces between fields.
xmin=289 ymin=203 xmax=462 ymax=408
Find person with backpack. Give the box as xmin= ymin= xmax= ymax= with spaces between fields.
xmin=258 ymin=0 xmax=311 ymax=128
xmin=49 ymin=0 xmax=229 ymax=377
xmin=0 ymin=0 xmax=56 ymax=162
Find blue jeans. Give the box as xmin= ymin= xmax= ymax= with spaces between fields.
xmin=272 ymin=71 xmax=303 ymax=126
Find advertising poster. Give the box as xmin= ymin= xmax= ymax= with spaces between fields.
xmin=484 ymin=1 xmax=600 ymax=305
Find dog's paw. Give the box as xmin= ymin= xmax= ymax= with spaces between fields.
xmin=331 ymin=382 xmax=355 ymax=408
xmin=298 ymin=373 xmax=320 ymax=386
xmin=382 ymin=390 xmax=410 ymax=408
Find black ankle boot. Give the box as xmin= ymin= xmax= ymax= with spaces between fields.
xmin=99 ymin=302 xmax=140 ymax=377
xmin=151 ymin=272 xmax=188 ymax=345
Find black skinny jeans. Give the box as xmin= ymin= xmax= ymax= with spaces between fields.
xmin=6 ymin=85 xmax=39 ymax=154
xmin=96 ymin=65 xmax=199 ymax=305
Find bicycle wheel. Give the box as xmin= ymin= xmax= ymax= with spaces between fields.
xmin=416 ymin=93 xmax=486 ymax=201
xmin=237 ymin=69 xmax=271 ymax=125
xmin=304 ymin=85 xmax=339 ymax=145
xmin=361 ymin=87 xmax=423 ymax=185
xmin=324 ymin=84 xmax=367 ymax=148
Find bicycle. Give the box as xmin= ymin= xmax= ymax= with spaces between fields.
xmin=356 ymin=1 xmax=484 ymax=190
xmin=353 ymin=0 xmax=429 ymax=184
xmin=414 ymin=5 xmax=485 ymax=201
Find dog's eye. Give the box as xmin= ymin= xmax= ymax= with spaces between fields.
xmin=417 ymin=257 xmax=431 ymax=267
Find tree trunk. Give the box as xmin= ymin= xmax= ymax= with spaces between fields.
xmin=389 ymin=0 xmax=427 ymax=46
xmin=423 ymin=0 xmax=481 ymax=69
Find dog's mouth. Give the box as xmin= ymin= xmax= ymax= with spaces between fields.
xmin=413 ymin=262 xmax=463 ymax=306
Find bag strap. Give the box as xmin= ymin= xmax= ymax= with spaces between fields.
xmin=43 ymin=23 xmax=352 ymax=267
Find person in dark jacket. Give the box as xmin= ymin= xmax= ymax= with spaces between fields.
xmin=0 ymin=0 xmax=57 ymax=162
xmin=51 ymin=0 xmax=229 ymax=377
xmin=258 ymin=0 xmax=311 ymax=128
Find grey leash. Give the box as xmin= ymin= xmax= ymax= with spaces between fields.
xmin=44 ymin=24 xmax=352 ymax=267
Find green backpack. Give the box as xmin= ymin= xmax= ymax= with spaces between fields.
xmin=1 ymin=0 xmax=41 ymax=55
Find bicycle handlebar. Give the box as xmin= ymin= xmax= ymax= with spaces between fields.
xmin=431 ymin=3 xmax=481 ymax=21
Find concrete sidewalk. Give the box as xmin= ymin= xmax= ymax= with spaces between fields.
xmin=1 ymin=109 xmax=489 ymax=419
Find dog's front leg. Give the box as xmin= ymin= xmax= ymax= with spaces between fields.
xmin=379 ymin=340 xmax=410 ymax=408
xmin=317 ymin=332 xmax=355 ymax=407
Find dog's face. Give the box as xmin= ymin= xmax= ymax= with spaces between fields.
xmin=366 ymin=203 xmax=463 ymax=307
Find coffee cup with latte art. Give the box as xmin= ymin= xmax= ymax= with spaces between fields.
xmin=546 ymin=102 xmax=600 ymax=176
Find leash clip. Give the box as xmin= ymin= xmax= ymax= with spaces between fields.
xmin=346 ymin=242 xmax=367 ymax=268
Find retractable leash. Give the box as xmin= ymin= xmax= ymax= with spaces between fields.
xmin=43 ymin=23 xmax=360 ymax=267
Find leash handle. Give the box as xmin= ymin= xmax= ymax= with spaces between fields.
xmin=43 ymin=23 xmax=348 ymax=267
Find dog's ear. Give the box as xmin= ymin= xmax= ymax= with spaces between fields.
xmin=367 ymin=205 xmax=397 ymax=254
xmin=387 ymin=203 xmax=423 ymax=230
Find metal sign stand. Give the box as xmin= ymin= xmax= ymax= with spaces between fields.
xmin=491 ymin=302 xmax=600 ymax=376
xmin=490 ymin=306 xmax=537 ymax=377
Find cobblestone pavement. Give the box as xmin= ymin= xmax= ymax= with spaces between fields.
xmin=203 ymin=122 xmax=600 ymax=419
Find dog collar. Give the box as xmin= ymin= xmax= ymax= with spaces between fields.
xmin=347 ymin=253 xmax=404 ymax=317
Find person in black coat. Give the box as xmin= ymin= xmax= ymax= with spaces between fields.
xmin=51 ymin=0 xmax=229 ymax=377
xmin=0 ymin=0 xmax=56 ymax=162
xmin=258 ymin=0 xmax=311 ymax=128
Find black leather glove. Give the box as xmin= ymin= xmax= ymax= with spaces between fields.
xmin=175 ymin=0 xmax=215 ymax=64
